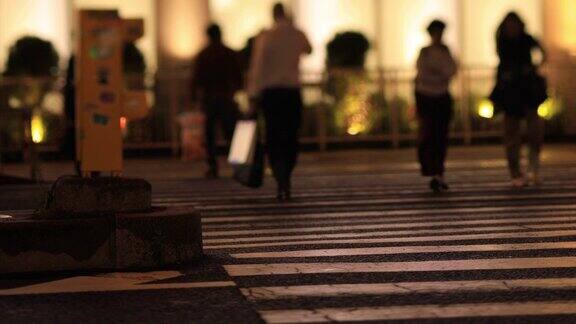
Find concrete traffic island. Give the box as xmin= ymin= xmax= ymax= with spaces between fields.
xmin=0 ymin=176 xmax=203 ymax=275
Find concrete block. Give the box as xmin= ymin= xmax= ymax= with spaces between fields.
xmin=115 ymin=207 xmax=203 ymax=269
xmin=0 ymin=207 xmax=202 ymax=275
xmin=42 ymin=176 xmax=152 ymax=218
xmin=0 ymin=216 xmax=113 ymax=274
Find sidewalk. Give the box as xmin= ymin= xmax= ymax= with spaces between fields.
xmin=1 ymin=144 xmax=575 ymax=182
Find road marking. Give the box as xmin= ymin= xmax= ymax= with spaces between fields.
xmin=202 ymin=208 xmax=576 ymax=228
xmin=204 ymin=229 xmax=576 ymax=250
xmin=205 ymin=224 xmax=530 ymax=244
xmin=203 ymin=215 xmax=576 ymax=237
xmin=204 ymin=223 xmax=576 ymax=245
xmin=232 ymin=241 xmax=576 ymax=259
xmin=260 ymin=301 xmax=576 ymax=323
xmin=194 ymin=192 xmax=576 ymax=210
xmin=241 ymin=278 xmax=576 ymax=300
xmin=224 ymin=256 xmax=576 ymax=277
xmin=0 ymin=271 xmax=235 ymax=296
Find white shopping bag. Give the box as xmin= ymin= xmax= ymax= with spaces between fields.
xmin=228 ymin=120 xmax=258 ymax=166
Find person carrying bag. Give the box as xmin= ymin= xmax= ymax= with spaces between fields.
xmin=228 ymin=117 xmax=264 ymax=188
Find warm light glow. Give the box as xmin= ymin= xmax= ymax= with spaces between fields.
xmin=463 ymin=0 xmax=542 ymax=66
xmin=210 ymin=0 xmax=289 ymax=50
xmin=295 ymin=0 xmax=376 ymax=72
xmin=120 ymin=117 xmax=127 ymax=129
xmin=339 ymin=79 xmax=372 ymax=136
xmin=544 ymin=0 xmax=576 ymax=53
xmin=158 ymin=0 xmax=209 ymax=60
xmin=31 ymin=114 xmax=45 ymax=143
xmin=0 ymin=0 xmax=70 ymax=67
xmin=347 ymin=123 xmax=366 ymax=136
xmin=538 ymin=98 xmax=558 ymax=120
xmin=381 ymin=0 xmax=459 ymax=67
xmin=42 ymin=92 xmax=64 ymax=115
xmin=120 ymin=116 xmax=128 ymax=137
xmin=8 ymin=96 xmax=22 ymax=109
xmin=478 ymin=99 xmax=494 ymax=119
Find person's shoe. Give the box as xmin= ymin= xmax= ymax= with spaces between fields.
xmin=276 ymin=190 xmax=286 ymax=202
xmin=526 ymin=172 xmax=542 ymax=186
xmin=284 ymin=188 xmax=292 ymax=201
xmin=205 ymin=169 xmax=219 ymax=179
xmin=440 ymin=180 xmax=450 ymax=191
xmin=511 ymin=177 xmax=527 ymax=188
xmin=429 ymin=178 xmax=442 ymax=193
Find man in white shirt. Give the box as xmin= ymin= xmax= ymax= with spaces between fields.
xmin=248 ymin=3 xmax=312 ymax=201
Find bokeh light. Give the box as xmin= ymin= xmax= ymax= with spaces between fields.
xmin=477 ymin=99 xmax=494 ymax=119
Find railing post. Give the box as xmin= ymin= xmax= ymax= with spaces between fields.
xmin=389 ymin=70 xmax=401 ymax=148
xmin=22 ymin=107 xmax=39 ymax=180
xmin=316 ymin=102 xmax=327 ymax=151
xmin=169 ymin=75 xmax=180 ymax=156
xmin=461 ymin=69 xmax=472 ymax=145
xmin=317 ymin=72 xmax=328 ymax=151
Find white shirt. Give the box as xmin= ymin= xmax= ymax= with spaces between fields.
xmin=415 ymin=44 xmax=457 ymax=96
xmin=248 ymin=19 xmax=311 ymax=97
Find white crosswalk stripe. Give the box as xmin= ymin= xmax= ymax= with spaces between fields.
xmin=260 ymin=302 xmax=576 ymax=323
xmin=173 ymin=167 xmax=576 ymax=322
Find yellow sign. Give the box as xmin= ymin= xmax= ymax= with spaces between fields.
xmin=76 ymin=10 xmax=149 ymax=176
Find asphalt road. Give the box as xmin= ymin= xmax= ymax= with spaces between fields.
xmin=2 ymin=147 xmax=576 ymax=323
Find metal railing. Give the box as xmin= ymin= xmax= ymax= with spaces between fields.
xmin=1 ymin=66 xmax=574 ymax=159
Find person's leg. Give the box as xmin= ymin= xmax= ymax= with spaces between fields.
xmin=284 ymin=89 xmax=303 ymax=189
xmin=436 ymin=94 xmax=453 ymax=179
xmin=504 ymin=113 xmax=523 ymax=183
xmin=203 ymin=104 xmax=218 ymax=178
xmin=416 ymin=93 xmax=436 ymax=177
xmin=526 ymin=109 xmax=545 ymax=183
xmin=218 ymin=98 xmax=240 ymax=165
xmin=262 ymin=90 xmax=287 ymax=194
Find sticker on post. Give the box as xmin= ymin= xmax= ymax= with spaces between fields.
xmin=93 ymin=113 xmax=109 ymax=125
xmin=97 ymin=68 xmax=110 ymax=85
xmin=100 ymin=92 xmax=116 ymax=103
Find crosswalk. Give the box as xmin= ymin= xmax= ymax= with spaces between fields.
xmin=3 ymin=162 xmax=576 ymax=322
xmin=172 ymin=165 xmax=576 ymax=323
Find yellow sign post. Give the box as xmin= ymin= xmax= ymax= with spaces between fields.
xmin=76 ymin=10 xmax=149 ymax=177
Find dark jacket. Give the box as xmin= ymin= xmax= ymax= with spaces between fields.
xmin=191 ymin=42 xmax=242 ymax=102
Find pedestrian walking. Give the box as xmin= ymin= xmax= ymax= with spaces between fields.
xmin=414 ymin=20 xmax=457 ymax=193
xmin=490 ymin=12 xmax=547 ymax=187
xmin=248 ymin=3 xmax=312 ymax=201
xmin=190 ymin=23 xmax=243 ymax=179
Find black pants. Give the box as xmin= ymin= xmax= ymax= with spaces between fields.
xmin=203 ymin=98 xmax=238 ymax=171
xmin=415 ymin=92 xmax=453 ymax=177
xmin=261 ymin=88 xmax=303 ymax=190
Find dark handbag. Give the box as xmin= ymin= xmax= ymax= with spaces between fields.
xmin=531 ymin=73 xmax=548 ymax=107
xmin=233 ymin=142 xmax=264 ymax=188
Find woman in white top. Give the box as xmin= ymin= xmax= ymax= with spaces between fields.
xmin=414 ymin=20 xmax=457 ymax=193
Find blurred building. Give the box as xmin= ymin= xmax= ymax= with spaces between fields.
xmin=0 ymin=0 xmax=575 ymax=152
xmin=2 ymin=0 xmax=575 ymax=72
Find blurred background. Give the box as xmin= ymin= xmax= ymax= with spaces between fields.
xmin=0 ymin=0 xmax=575 ymax=161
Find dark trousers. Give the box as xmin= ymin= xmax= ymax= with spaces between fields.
xmin=261 ymin=88 xmax=303 ymax=190
xmin=203 ymin=98 xmax=238 ymax=171
xmin=416 ymin=92 xmax=453 ymax=177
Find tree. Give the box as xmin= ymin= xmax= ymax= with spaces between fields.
xmin=324 ymin=32 xmax=380 ymax=136
xmin=326 ymin=32 xmax=370 ymax=69
xmin=2 ymin=36 xmax=59 ymax=179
